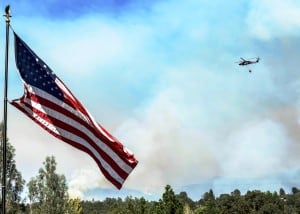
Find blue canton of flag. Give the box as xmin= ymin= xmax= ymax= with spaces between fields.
xmin=15 ymin=36 xmax=63 ymax=100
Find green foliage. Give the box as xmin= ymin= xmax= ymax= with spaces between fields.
xmin=244 ymin=190 xmax=284 ymax=213
xmin=77 ymin=186 xmax=300 ymax=213
xmin=194 ymin=205 xmax=208 ymax=214
xmin=0 ymin=123 xmax=25 ymax=213
xmin=27 ymin=156 xmax=69 ymax=214
xmin=159 ymin=184 xmax=184 ymax=214
xmin=177 ymin=191 xmax=196 ymax=210
xmin=192 ymin=188 xmax=288 ymax=214
xmin=279 ymin=188 xmax=285 ymax=197
xmin=66 ymin=198 xmax=83 ymax=214
xmin=81 ymin=199 xmax=107 ymax=213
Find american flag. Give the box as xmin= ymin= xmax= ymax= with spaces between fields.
xmin=10 ymin=33 xmax=138 ymax=189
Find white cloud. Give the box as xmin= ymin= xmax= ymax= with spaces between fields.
xmin=221 ymin=119 xmax=289 ymax=177
xmin=13 ymin=16 xmax=149 ymax=76
xmin=115 ymin=86 xmax=220 ymax=192
xmin=68 ymin=168 xmax=106 ymax=199
xmin=247 ymin=0 xmax=300 ymax=40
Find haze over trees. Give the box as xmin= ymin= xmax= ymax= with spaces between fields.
xmin=1 ymin=125 xmax=300 ymax=213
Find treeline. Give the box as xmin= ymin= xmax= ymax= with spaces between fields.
xmin=12 ymin=184 xmax=300 ymax=213
xmin=80 ymin=186 xmax=300 ymax=213
xmin=1 ymin=125 xmax=300 ymax=213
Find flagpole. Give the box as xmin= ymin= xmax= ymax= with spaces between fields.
xmin=2 ymin=5 xmax=10 ymax=214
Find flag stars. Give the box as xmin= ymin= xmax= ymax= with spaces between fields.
xmin=16 ymin=36 xmax=64 ymax=101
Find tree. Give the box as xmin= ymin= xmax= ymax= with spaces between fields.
xmin=231 ymin=189 xmax=241 ymax=197
xmin=0 ymin=123 xmax=25 ymax=213
xmin=194 ymin=205 xmax=209 ymax=214
xmin=203 ymin=189 xmax=215 ymax=201
xmin=176 ymin=191 xmax=195 ymax=210
xmin=200 ymin=189 xmax=219 ymax=213
xmin=66 ymin=198 xmax=82 ymax=214
xmin=217 ymin=193 xmax=249 ymax=213
xmin=27 ymin=156 xmax=69 ymax=214
xmin=279 ymin=188 xmax=285 ymax=197
xmin=136 ymin=197 xmax=147 ymax=214
xmin=292 ymin=187 xmax=300 ymax=195
xmin=159 ymin=185 xmax=183 ymax=214
xmin=244 ymin=190 xmax=283 ymax=213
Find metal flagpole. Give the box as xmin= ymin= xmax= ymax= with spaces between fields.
xmin=2 ymin=5 xmax=10 ymax=214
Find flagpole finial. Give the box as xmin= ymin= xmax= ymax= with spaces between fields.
xmin=4 ymin=5 xmax=11 ymax=23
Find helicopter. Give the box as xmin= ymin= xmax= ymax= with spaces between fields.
xmin=236 ymin=57 xmax=260 ymax=72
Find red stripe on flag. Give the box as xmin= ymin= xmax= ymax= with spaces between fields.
xmin=10 ymin=100 xmax=128 ymax=189
xmin=27 ymin=91 xmax=137 ymax=168
xmin=15 ymin=92 xmax=133 ymax=177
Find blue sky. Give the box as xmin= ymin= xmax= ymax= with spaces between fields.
xmin=1 ymin=0 xmax=300 ymax=200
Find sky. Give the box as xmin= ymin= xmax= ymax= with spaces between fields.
xmin=1 ymin=0 xmax=300 ymax=200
